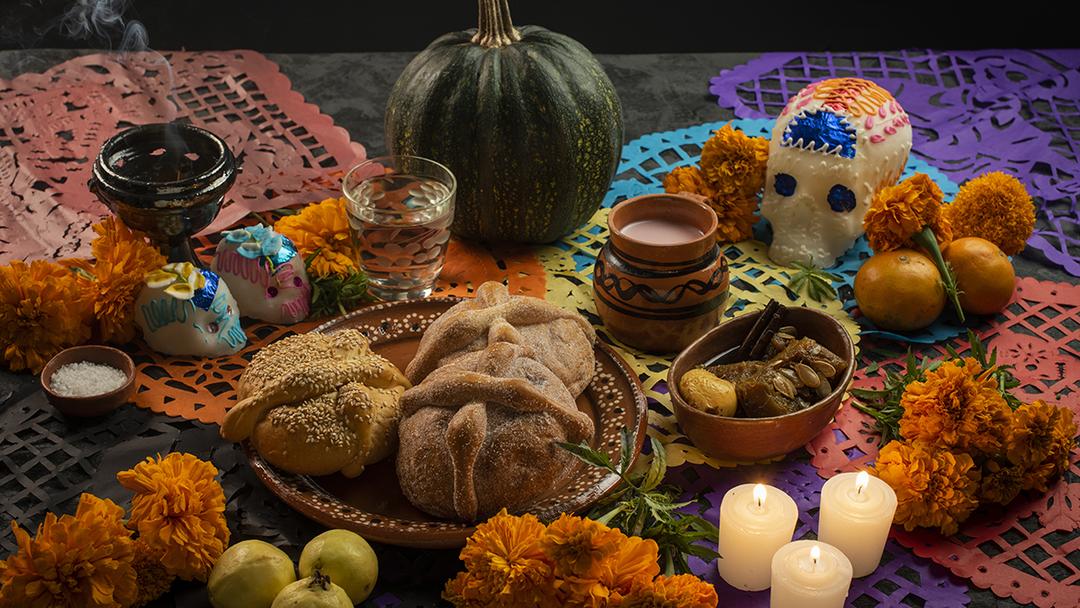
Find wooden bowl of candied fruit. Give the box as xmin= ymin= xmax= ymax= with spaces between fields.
xmin=667 ymin=306 xmax=855 ymax=462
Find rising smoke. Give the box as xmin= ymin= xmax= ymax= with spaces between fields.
xmin=118 ymin=18 xmax=149 ymax=52
xmin=0 ymin=1 xmax=156 ymax=81
xmin=60 ymin=0 xmax=148 ymax=51
xmin=53 ymin=0 xmax=176 ymax=118
xmin=59 ymin=0 xmax=128 ymax=42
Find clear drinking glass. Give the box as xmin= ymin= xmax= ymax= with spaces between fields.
xmin=342 ymin=155 xmax=456 ymax=301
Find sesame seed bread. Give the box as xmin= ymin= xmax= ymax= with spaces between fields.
xmin=251 ymin=380 xmax=406 ymax=477
xmin=222 ymin=329 xmax=411 ymax=478
xmin=396 ymin=341 xmax=594 ymax=521
xmin=405 ymin=282 xmax=596 ymax=396
xmin=236 ymin=330 xmax=371 ymax=400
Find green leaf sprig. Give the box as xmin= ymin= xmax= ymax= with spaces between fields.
xmin=850 ymin=351 xmax=932 ymax=445
xmin=558 ymin=429 xmax=719 ymax=576
xmin=306 ymin=249 xmax=371 ymax=318
xmin=785 ymin=262 xmax=842 ymax=302
xmin=947 ymin=330 xmax=1023 ymax=410
xmin=911 ymin=226 xmax=966 ymax=323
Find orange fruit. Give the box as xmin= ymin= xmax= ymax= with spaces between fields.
xmin=855 ymin=249 xmax=945 ymax=331
xmin=944 ymin=237 xmax=1015 ymax=316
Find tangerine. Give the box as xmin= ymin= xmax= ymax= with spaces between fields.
xmin=944 ymin=237 xmax=1015 ymax=316
xmin=855 ymin=249 xmax=945 ymax=331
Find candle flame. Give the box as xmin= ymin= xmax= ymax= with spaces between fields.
xmin=810 ymin=544 xmax=821 ymax=570
xmin=753 ymin=484 xmax=767 ymax=508
xmin=856 ymin=471 xmax=870 ymax=494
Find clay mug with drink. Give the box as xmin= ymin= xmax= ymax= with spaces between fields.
xmin=592 ymin=193 xmax=729 ymax=353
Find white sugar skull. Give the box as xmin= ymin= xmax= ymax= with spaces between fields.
xmin=212 ymin=224 xmax=311 ymax=324
xmin=761 ymin=78 xmax=912 ymax=266
xmin=136 ymin=263 xmax=247 ymax=357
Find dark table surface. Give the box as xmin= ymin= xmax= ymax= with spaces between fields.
xmin=0 ymin=49 xmax=1066 ymax=607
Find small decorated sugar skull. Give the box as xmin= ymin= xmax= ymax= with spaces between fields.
xmin=212 ymin=224 xmax=311 ymax=324
xmin=761 ymin=78 xmax=912 ymax=266
xmin=136 ymin=262 xmax=247 ymax=357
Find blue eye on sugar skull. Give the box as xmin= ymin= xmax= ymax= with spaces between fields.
xmin=827 ymin=184 xmax=857 ymax=212
xmin=774 ymin=173 xmax=797 ymax=197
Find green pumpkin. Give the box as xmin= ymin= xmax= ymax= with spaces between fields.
xmin=384 ymin=0 xmax=624 ymax=243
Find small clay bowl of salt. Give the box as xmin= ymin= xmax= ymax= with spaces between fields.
xmin=40 ymin=345 xmax=136 ymax=417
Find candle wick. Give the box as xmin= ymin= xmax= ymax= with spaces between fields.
xmin=812 ymin=557 xmax=818 ymax=572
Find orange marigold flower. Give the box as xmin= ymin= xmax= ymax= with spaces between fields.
xmin=979 ymin=459 xmax=1026 ymax=506
xmin=541 ymin=513 xmax=623 ymax=580
xmin=0 ymin=260 xmax=93 ymax=373
xmin=662 ymin=166 xmax=715 ymax=199
xmin=275 ymin=197 xmax=358 ymax=277
xmin=130 ymin=538 xmax=176 ymax=607
xmin=618 ymin=574 xmax=718 ymax=608
xmin=0 ymin=493 xmax=137 ymax=608
xmin=444 ymin=571 xmax=517 ymax=608
xmin=444 ymin=571 xmax=508 ymax=608
xmin=446 ymin=510 xmax=556 ymax=608
xmin=442 ymin=571 xmax=475 ymax=606
xmin=116 ymin=453 xmax=229 ymax=582
xmin=873 ymin=441 xmax=980 ymax=535
xmin=86 ymin=217 xmax=167 ymax=343
xmin=898 ymin=357 xmax=1012 ymax=456
xmin=556 ymin=576 xmax=611 ymax=608
xmin=1007 ymin=400 xmax=1077 ymax=492
xmin=864 ymin=173 xmax=952 ymax=253
xmin=599 ymin=534 xmax=661 ymax=599
xmin=708 ymin=195 xmax=759 ymax=244
xmin=699 ymin=123 xmax=769 ymax=199
xmin=945 ymin=172 xmax=1035 ymax=255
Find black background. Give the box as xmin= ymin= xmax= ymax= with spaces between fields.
xmin=0 ymin=0 xmax=1075 ymax=53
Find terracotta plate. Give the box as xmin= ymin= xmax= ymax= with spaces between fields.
xmin=244 ymin=297 xmax=649 ymax=548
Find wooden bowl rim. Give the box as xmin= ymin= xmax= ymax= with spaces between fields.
xmin=667 ymin=307 xmax=855 ymax=424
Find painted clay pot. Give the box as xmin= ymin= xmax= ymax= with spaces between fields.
xmin=592 ymin=194 xmax=728 ymax=353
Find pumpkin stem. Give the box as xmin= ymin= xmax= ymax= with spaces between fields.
xmin=473 ymin=0 xmax=521 ymax=47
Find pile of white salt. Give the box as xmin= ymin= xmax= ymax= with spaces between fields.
xmin=50 ymin=361 xmax=128 ymax=397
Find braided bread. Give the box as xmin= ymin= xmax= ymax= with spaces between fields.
xmin=222 ymin=329 xmax=410 ymax=477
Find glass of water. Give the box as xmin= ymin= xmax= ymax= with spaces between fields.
xmin=342 ymin=155 xmax=456 ymax=301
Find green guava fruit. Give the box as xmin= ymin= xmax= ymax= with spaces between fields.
xmin=270 ymin=571 xmax=352 ymax=608
xmin=299 ymin=529 xmax=379 ymax=603
xmin=208 ymin=540 xmax=296 ymax=608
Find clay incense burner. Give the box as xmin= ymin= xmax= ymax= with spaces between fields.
xmin=593 ymin=193 xmax=729 ymax=353
xmin=89 ymin=122 xmax=237 ymax=265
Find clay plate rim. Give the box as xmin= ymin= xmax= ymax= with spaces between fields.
xmin=243 ymin=296 xmax=649 ymax=548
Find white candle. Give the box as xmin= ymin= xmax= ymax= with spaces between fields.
xmin=770 ymin=540 xmax=852 ymax=608
xmin=717 ymin=483 xmax=798 ymax=591
xmin=818 ymin=471 xmax=898 ymax=577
